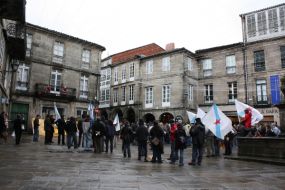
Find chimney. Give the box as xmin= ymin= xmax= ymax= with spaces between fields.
xmin=165 ymin=43 xmax=175 ymax=51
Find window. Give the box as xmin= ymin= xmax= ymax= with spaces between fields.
xmin=202 ymin=59 xmax=212 ymax=77
xmin=187 ymin=57 xmax=193 ymax=71
xmin=100 ymin=68 xmax=111 ymax=87
xmin=121 ymin=86 xmax=126 ymax=104
xmin=162 ymin=85 xmax=171 ymax=107
xmin=113 ymin=88 xmax=118 ymax=104
xmin=280 ymin=6 xmax=285 ymax=31
xmin=122 ymin=65 xmax=126 ymax=83
xmin=129 ymin=85 xmax=134 ymax=104
xmin=50 ymin=70 xmax=62 ymax=93
xmin=145 ymin=87 xmax=153 ymax=108
xmin=26 ymin=34 xmax=32 ymax=57
xmin=76 ymin=109 xmax=87 ymax=118
xmin=228 ymin=82 xmax=237 ymax=103
xmin=129 ymin=62 xmax=135 ymax=80
xmin=256 ymin=79 xmax=267 ymax=104
xmin=162 ymin=57 xmax=170 ymax=72
xmin=114 ymin=67 xmax=118 ymax=84
xmin=226 ymin=55 xmax=236 ymax=74
xmin=146 ymin=60 xmax=153 ymax=74
xmin=80 ymin=75 xmax=88 ymax=98
xmin=16 ymin=64 xmax=29 ymax=91
xmin=268 ymin=8 xmax=278 ymax=33
xmin=247 ymin=14 xmax=256 ymax=38
xmin=281 ymin=46 xmax=285 ymax=68
xmin=82 ymin=49 xmax=90 ymax=68
xmin=257 ymin=11 xmax=267 ymax=35
xmin=53 ymin=42 xmax=64 ymax=64
xmin=100 ymin=89 xmax=110 ymax=105
xmin=254 ymin=50 xmax=265 ymax=71
xmin=188 ymin=84 xmax=193 ymax=101
xmin=204 ymin=84 xmax=213 ymax=103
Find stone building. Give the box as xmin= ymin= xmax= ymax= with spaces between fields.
xmin=0 ymin=0 xmax=26 ymax=113
xmin=11 ymin=23 xmax=105 ymax=131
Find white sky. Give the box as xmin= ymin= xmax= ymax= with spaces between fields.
xmin=26 ymin=0 xmax=285 ymax=58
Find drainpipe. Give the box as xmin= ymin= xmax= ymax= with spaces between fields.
xmin=241 ymin=14 xmax=248 ymax=104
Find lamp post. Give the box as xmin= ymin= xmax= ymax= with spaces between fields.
xmin=9 ymin=60 xmax=20 ymax=102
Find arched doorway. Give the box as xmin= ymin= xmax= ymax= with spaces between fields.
xmin=101 ymin=109 xmax=108 ymax=120
xmin=159 ymin=112 xmax=174 ymax=123
xmin=126 ymin=108 xmax=136 ymax=123
xmin=143 ymin=113 xmax=155 ymax=123
xmin=112 ymin=108 xmax=123 ymax=121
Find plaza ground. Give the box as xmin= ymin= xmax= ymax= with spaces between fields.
xmin=0 ymin=135 xmax=284 ymax=190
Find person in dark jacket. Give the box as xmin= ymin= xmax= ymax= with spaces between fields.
xmin=77 ymin=115 xmax=83 ymax=147
xmin=66 ymin=117 xmax=78 ymax=149
xmin=150 ymin=121 xmax=164 ymax=163
xmin=33 ymin=115 xmax=40 ymax=142
xmin=189 ymin=118 xmax=205 ymax=166
xmin=136 ymin=119 xmax=149 ymax=162
xmin=120 ymin=121 xmax=133 ymax=158
xmin=92 ymin=117 xmax=106 ymax=153
xmin=0 ymin=112 xmax=8 ymax=143
xmin=170 ymin=123 xmax=187 ymax=166
xmin=105 ymin=120 xmax=116 ymax=153
xmin=44 ymin=114 xmax=52 ymax=145
xmin=56 ymin=115 xmax=66 ymax=145
xmin=14 ymin=114 xmax=23 ymax=145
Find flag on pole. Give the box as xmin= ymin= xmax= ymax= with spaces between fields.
xmin=186 ymin=111 xmax=196 ymax=124
xmin=113 ymin=114 xmax=120 ymax=131
xmin=88 ymin=103 xmax=94 ymax=121
xmin=202 ymin=104 xmax=232 ymax=139
xmin=234 ymin=99 xmax=263 ymax=125
xmin=197 ymin=108 xmax=206 ymax=119
xmin=54 ymin=102 xmax=61 ymax=121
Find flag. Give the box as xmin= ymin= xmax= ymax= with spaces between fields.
xmin=235 ymin=99 xmax=263 ymax=125
xmin=202 ymin=104 xmax=232 ymax=139
xmin=197 ymin=108 xmax=206 ymax=119
xmin=54 ymin=102 xmax=61 ymax=121
xmin=88 ymin=103 xmax=94 ymax=121
xmin=113 ymin=114 xmax=120 ymax=131
xmin=186 ymin=111 xmax=196 ymax=124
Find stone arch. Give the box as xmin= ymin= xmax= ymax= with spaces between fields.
xmin=126 ymin=107 xmax=136 ymax=123
xmin=159 ymin=112 xmax=174 ymax=123
xmin=143 ymin=113 xmax=155 ymax=123
xmin=111 ymin=108 xmax=123 ymax=121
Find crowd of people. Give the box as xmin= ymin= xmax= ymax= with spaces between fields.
xmin=0 ymin=110 xmax=283 ymax=167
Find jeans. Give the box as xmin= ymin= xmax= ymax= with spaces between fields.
xmin=78 ymin=131 xmax=83 ymax=147
xmin=170 ymin=141 xmax=177 ymax=160
xmin=122 ymin=141 xmax=131 ymax=157
xmin=151 ymin=144 xmax=162 ymax=162
xmin=138 ymin=140 xmax=147 ymax=160
xmin=105 ymin=136 xmax=114 ymax=153
xmin=67 ymin=133 xmax=77 ymax=149
xmin=33 ymin=128 xmax=39 ymax=142
xmin=58 ymin=132 xmax=65 ymax=145
xmin=172 ymin=149 xmax=184 ymax=165
xmin=192 ymin=144 xmax=203 ymax=165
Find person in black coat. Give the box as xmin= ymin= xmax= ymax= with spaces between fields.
xmin=150 ymin=121 xmax=164 ymax=163
xmin=136 ymin=119 xmax=149 ymax=161
xmin=189 ymin=118 xmax=205 ymax=166
xmin=44 ymin=114 xmax=52 ymax=145
xmin=14 ymin=114 xmax=22 ymax=145
xmin=170 ymin=123 xmax=187 ymax=166
xmin=92 ymin=117 xmax=106 ymax=153
xmin=56 ymin=115 xmax=66 ymax=145
xmin=66 ymin=117 xmax=78 ymax=149
xmin=105 ymin=120 xmax=116 ymax=153
xmin=120 ymin=121 xmax=133 ymax=158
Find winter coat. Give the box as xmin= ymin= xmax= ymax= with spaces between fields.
xmin=174 ymin=128 xmax=187 ymax=149
xmin=190 ymin=123 xmax=205 ymax=146
xmin=136 ymin=124 xmax=149 ymax=142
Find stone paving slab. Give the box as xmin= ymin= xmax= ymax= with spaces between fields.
xmin=0 ymin=135 xmax=285 ymax=190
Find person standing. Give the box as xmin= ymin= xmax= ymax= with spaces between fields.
xmin=105 ymin=120 xmax=116 ymax=153
xmin=56 ymin=115 xmax=66 ymax=145
xmin=66 ymin=117 xmax=78 ymax=149
xmin=169 ymin=120 xmax=177 ymax=161
xmin=14 ymin=114 xmax=22 ymax=145
xmin=120 ymin=121 xmax=133 ymax=158
xmin=170 ymin=123 xmax=187 ymax=166
xmin=77 ymin=115 xmax=83 ymax=147
xmin=0 ymin=112 xmax=8 ymax=143
xmin=33 ymin=115 xmax=40 ymax=142
xmin=92 ymin=117 xmax=106 ymax=153
xmin=136 ymin=119 xmax=149 ymax=162
xmin=44 ymin=114 xmax=52 ymax=145
xmin=150 ymin=121 xmax=164 ymax=163
xmin=189 ymin=118 xmax=205 ymax=166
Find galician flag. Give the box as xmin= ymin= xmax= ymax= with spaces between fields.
xmin=197 ymin=108 xmax=206 ymax=119
xmin=113 ymin=113 xmax=120 ymax=131
xmin=88 ymin=103 xmax=94 ymax=121
xmin=235 ymin=99 xmax=263 ymax=125
xmin=202 ymin=104 xmax=232 ymax=139
xmin=54 ymin=102 xmax=61 ymax=121
xmin=187 ymin=111 xmax=196 ymax=124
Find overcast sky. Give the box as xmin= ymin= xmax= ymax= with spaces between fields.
xmin=26 ymin=0 xmax=285 ymax=58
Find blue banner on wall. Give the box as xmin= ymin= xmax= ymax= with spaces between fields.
xmin=270 ymin=75 xmax=280 ymax=105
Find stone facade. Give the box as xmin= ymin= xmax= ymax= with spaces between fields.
xmin=11 ymin=23 xmax=105 ymax=131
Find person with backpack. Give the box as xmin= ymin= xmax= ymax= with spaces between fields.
xmin=188 ymin=118 xmax=206 ymax=166
xmin=105 ymin=120 xmax=116 ymax=153
xmin=170 ymin=123 xmax=187 ymax=166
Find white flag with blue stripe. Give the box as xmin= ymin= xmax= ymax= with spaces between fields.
xmin=54 ymin=102 xmax=61 ymax=121
xmin=197 ymin=108 xmax=206 ymax=119
xmin=235 ymin=99 xmax=263 ymax=125
xmin=187 ymin=111 xmax=196 ymax=124
xmin=202 ymin=104 xmax=232 ymax=139
xmin=113 ymin=114 xmax=120 ymax=131
xmin=88 ymin=103 xmax=94 ymax=121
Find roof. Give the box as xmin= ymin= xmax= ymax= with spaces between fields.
xmin=103 ymin=43 xmax=165 ymax=65
xmin=26 ymin=23 xmax=106 ymax=51
xmin=195 ymin=43 xmax=243 ymax=54
xmin=140 ymin=47 xmax=196 ymax=60
xmin=240 ymin=3 xmax=285 ymax=17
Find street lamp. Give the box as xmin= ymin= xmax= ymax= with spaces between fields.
xmin=9 ymin=60 xmax=20 ymax=102
xmin=11 ymin=60 xmax=20 ymax=72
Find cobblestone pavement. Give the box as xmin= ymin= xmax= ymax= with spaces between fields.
xmin=0 ymin=135 xmax=284 ymax=190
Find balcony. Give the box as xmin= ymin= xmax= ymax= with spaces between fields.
xmin=0 ymin=0 xmax=26 ymax=23
xmin=35 ymin=83 xmax=76 ymax=101
xmin=5 ymin=22 xmax=26 ymax=60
